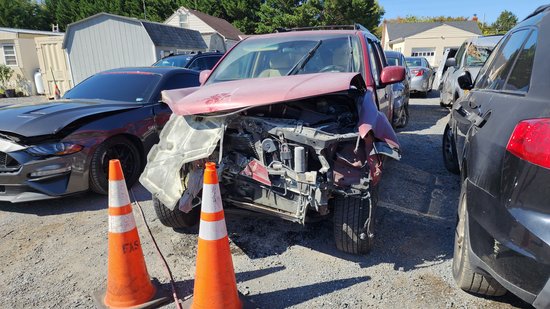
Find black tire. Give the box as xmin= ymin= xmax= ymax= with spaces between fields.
xmin=453 ymin=181 xmax=507 ymax=296
xmin=152 ymin=196 xmax=200 ymax=229
xmin=396 ymin=102 xmax=409 ymax=128
xmin=333 ymin=195 xmax=373 ymax=254
xmin=89 ymin=136 xmax=141 ymax=195
xmin=442 ymin=124 xmax=460 ymax=174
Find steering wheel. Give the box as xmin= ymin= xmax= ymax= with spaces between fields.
xmin=319 ymin=65 xmax=346 ymax=72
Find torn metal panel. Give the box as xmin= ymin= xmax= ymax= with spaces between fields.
xmin=139 ymin=114 xmax=225 ymax=208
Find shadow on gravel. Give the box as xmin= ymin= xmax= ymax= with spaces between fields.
xmin=248 ymin=276 xmax=371 ymax=308
xmin=236 ymin=265 xmax=286 ymax=282
xmin=0 ymin=184 xmax=152 ymax=216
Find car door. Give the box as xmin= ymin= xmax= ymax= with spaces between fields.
xmin=366 ymin=39 xmax=391 ymax=120
xmin=452 ymin=28 xmax=536 ymax=183
xmin=153 ymin=72 xmax=200 ymax=131
xmin=443 ymin=43 xmax=466 ymax=104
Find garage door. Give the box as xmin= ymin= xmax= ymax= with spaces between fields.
xmin=411 ymin=48 xmax=436 ymax=66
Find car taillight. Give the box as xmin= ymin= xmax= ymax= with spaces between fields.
xmin=506 ymin=118 xmax=550 ymax=169
xmin=411 ymin=69 xmax=424 ymax=76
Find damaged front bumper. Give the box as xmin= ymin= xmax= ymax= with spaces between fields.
xmin=0 ymin=145 xmax=89 ymax=203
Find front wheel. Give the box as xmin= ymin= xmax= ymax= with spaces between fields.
xmin=153 ymin=196 xmax=200 ymax=229
xmin=89 ymin=136 xmax=141 ymax=195
xmin=333 ymin=195 xmax=374 ymax=254
xmin=452 ymin=181 xmax=507 ymax=296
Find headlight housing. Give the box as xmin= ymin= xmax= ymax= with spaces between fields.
xmin=26 ymin=142 xmax=83 ymax=157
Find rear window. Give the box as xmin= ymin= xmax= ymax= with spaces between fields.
xmin=405 ymin=58 xmax=422 ymax=67
xmin=64 ymin=72 xmax=161 ymax=102
xmin=153 ymin=55 xmax=194 ymax=67
xmin=465 ymin=44 xmax=493 ymax=66
xmin=386 ymin=57 xmax=399 ymax=66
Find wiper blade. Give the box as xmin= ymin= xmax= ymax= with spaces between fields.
xmin=287 ymin=40 xmax=323 ymax=75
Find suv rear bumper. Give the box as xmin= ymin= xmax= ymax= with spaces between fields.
xmin=466 ymin=178 xmax=550 ymax=306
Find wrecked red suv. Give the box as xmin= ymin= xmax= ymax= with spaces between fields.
xmin=140 ymin=25 xmax=405 ymax=254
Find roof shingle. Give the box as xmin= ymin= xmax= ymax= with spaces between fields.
xmin=386 ymin=21 xmax=481 ymax=42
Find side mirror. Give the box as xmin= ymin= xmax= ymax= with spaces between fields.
xmin=199 ymin=70 xmax=211 ymax=85
xmin=457 ymin=71 xmax=474 ymax=90
xmin=445 ymin=58 xmax=456 ymax=68
xmin=380 ymin=66 xmax=406 ymax=86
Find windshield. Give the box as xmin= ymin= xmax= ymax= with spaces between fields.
xmin=386 ymin=57 xmax=399 ymax=66
xmin=64 ymin=72 xmax=161 ymax=102
xmin=153 ymin=55 xmax=194 ymax=67
xmin=465 ymin=43 xmax=493 ymax=66
xmin=207 ymin=34 xmax=362 ymax=83
xmin=405 ymin=57 xmax=423 ymax=67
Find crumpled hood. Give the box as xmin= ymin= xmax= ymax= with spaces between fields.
xmin=162 ymin=73 xmax=363 ymax=115
xmin=0 ymin=99 xmax=141 ymax=137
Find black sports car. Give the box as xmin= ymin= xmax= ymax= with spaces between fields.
xmin=0 ymin=67 xmax=199 ymax=202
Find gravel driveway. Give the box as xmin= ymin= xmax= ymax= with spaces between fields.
xmin=0 ymin=92 xmax=531 ymax=308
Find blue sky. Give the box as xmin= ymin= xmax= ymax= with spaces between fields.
xmin=378 ymin=0 xmax=549 ymax=24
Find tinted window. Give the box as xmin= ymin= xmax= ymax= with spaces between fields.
xmin=367 ymin=41 xmax=381 ymax=85
xmin=188 ymin=56 xmax=221 ymax=71
xmin=476 ymin=30 xmax=530 ymax=90
xmin=386 ymin=57 xmax=399 ymax=66
xmin=504 ymin=30 xmax=537 ymax=92
xmin=153 ymin=55 xmax=193 ymax=67
xmin=163 ymin=73 xmax=200 ymax=90
xmin=64 ymin=73 xmax=161 ymax=102
xmin=405 ymin=57 xmax=422 ymax=67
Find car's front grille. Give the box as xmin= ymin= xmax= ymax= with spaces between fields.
xmin=0 ymin=152 xmax=20 ymax=173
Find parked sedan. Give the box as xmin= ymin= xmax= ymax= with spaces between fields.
xmin=443 ymin=5 xmax=550 ymax=307
xmin=0 ymin=67 xmax=199 ymax=202
xmin=405 ymin=57 xmax=434 ymax=96
xmin=385 ymin=50 xmax=410 ymax=128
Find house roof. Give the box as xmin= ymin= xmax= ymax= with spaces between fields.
xmin=386 ymin=21 xmax=481 ymax=42
xmin=0 ymin=27 xmax=63 ymax=36
xmin=167 ymin=7 xmax=244 ymax=40
xmin=62 ymin=13 xmax=207 ymax=50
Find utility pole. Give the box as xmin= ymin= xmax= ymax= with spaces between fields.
xmin=142 ymin=0 xmax=147 ymax=19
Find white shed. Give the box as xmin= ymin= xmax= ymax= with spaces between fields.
xmin=165 ymin=7 xmax=244 ymax=52
xmin=62 ymin=13 xmax=207 ymax=84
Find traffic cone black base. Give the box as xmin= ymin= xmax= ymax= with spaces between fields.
xmin=93 ymin=278 xmax=170 ymax=309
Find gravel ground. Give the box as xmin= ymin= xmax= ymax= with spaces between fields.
xmin=0 ymin=95 xmax=48 ymax=106
xmin=0 ymin=92 xmax=532 ymax=308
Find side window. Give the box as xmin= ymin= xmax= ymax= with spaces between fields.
xmin=204 ymin=56 xmax=221 ymax=69
xmin=454 ymin=43 xmax=467 ymax=67
xmin=476 ymin=29 xmax=530 ymax=90
xmin=163 ymin=73 xmax=200 ymax=91
xmin=367 ymin=40 xmax=382 ymax=85
xmin=188 ymin=57 xmax=207 ymax=71
xmin=504 ymin=30 xmax=537 ymax=92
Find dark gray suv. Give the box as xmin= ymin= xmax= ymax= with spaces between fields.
xmin=443 ymin=5 xmax=550 ymax=307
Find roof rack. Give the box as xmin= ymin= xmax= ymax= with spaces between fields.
xmin=276 ymin=23 xmax=369 ymax=32
xmin=523 ymin=4 xmax=550 ymax=21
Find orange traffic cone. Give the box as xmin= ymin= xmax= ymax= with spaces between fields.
xmin=183 ymin=162 xmax=250 ymax=309
xmin=93 ymin=159 xmax=168 ymax=309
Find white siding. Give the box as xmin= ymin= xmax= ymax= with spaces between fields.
xmin=165 ymin=9 xmax=215 ymax=34
xmin=65 ymin=15 xmax=155 ymax=84
xmin=403 ymin=25 xmax=478 ymax=66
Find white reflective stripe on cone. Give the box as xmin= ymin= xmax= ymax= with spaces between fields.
xmin=201 ymin=184 xmax=223 ymax=213
xmin=109 ymin=213 xmax=137 ymax=233
xmin=108 ymin=179 xmax=131 ymax=208
xmin=198 ymin=219 xmax=228 ymax=241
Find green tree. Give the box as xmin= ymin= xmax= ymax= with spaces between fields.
xmin=492 ymin=10 xmax=517 ymax=33
xmin=0 ymin=0 xmax=50 ymax=30
xmin=322 ymin=0 xmax=384 ymax=31
xmin=222 ymin=0 xmax=261 ymax=34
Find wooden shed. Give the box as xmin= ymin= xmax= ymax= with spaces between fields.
xmin=62 ymin=13 xmax=207 ymax=84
